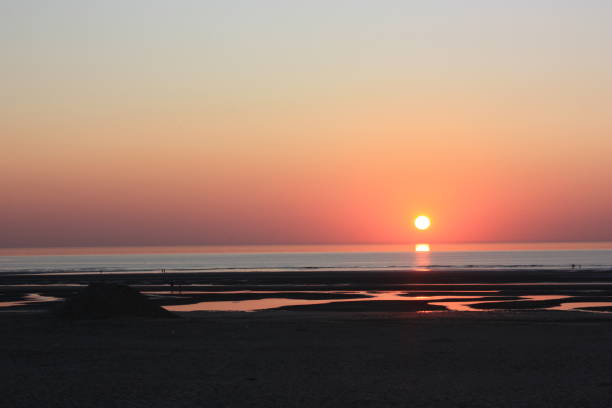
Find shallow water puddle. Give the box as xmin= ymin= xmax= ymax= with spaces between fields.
xmin=0 ymin=293 xmax=62 ymax=308
xmin=160 ymin=292 xmax=612 ymax=313
xmin=166 ymin=297 xmax=341 ymax=312
xmin=164 ymin=291 xmax=485 ymax=312
xmin=1 ymin=291 xmax=611 ymax=314
xmin=431 ymin=295 xmax=572 ymax=312
xmin=549 ymin=302 xmax=612 ymax=312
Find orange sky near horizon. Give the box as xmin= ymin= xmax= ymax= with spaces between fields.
xmin=1 ymin=1 xmax=611 ymax=247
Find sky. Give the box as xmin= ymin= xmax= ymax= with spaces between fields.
xmin=1 ymin=1 xmax=611 ymax=247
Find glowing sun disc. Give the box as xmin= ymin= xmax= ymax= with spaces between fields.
xmin=414 ymin=215 xmax=431 ymax=230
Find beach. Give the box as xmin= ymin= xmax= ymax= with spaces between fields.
xmin=1 ymin=268 xmax=612 ymax=407
xmin=3 ymin=269 xmax=612 ymax=313
xmin=3 ymin=310 xmax=612 ymax=407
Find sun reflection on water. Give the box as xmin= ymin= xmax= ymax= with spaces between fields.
xmin=414 ymin=244 xmax=430 ymax=270
xmin=415 ymin=244 xmax=430 ymax=252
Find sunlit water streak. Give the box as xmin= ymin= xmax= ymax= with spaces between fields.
xmin=163 ymin=291 xmax=482 ymax=312
xmin=163 ymin=293 xmax=612 ymax=313
xmin=430 ymin=295 xmax=570 ymax=312
xmin=549 ymin=302 xmax=612 ymax=312
xmin=2 ymin=291 xmax=611 ymax=314
xmin=0 ymin=293 xmax=61 ymax=309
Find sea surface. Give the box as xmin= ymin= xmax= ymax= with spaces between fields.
xmin=1 ymin=242 xmax=612 ymax=274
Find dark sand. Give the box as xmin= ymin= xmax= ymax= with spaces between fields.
xmin=2 ymin=311 xmax=612 ymax=408
xmin=3 ymin=269 xmax=612 ymax=288
xmin=2 ymin=269 xmax=612 ymax=407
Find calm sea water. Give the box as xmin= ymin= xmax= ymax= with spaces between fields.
xmin=1 ymin=243 xmax=612 ymax=274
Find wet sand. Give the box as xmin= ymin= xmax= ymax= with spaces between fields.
xmin=2 ymin=268 xmax=612 ymax=312
xmin=2 ymin=310 xmax=612 ymax=407
xmin=2 ymin=269 xmax=612 ymax=406
xmin=3 ymin=268 xmax=612 ymax=288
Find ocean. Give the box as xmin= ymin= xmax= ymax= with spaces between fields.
xmin=1 ymin=242 xmax=612 ymax=274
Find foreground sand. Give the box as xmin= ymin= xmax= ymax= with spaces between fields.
xmin=2 ymin=310 xmax=612 ymax=408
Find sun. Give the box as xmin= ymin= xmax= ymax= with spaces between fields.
xmin=414 ymin=215 xmax=431 ymax=230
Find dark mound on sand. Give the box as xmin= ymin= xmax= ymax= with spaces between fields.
xmin=60 ymin=283 xmax=176 ymax=319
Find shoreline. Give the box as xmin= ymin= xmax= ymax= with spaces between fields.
xmin=2 ymin=267 xmax=612 ymax=282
